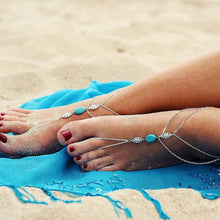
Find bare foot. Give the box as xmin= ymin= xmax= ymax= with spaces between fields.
xmin=57 ymin=112 xmax=195 ymax=171
xmin=0 ymin=94 xmax=115 ymax=156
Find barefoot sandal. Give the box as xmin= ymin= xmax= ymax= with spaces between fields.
xmin=58 ymin=89 xmax=120 ymax=119
xmin=27 ymin=89 xmax=120 ymax=134
xmin=94 ymin=107 xmax=220 ymax=165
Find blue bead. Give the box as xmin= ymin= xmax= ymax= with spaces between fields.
xmin=145 ymin=134 xmax=157 ymax=143
xmin=74 ymin=107 xmax=86 ymax=115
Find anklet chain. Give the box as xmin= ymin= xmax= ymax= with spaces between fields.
xmin=27 ymin=90 xmax=120 ymax=135
xmin=59 ymin=89 xmax=120 ymax=119
xmin=95 ymin=107 xmax=220 ymax=165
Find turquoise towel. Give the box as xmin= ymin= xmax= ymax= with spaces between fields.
xmin=0 ymin=81 xmax=219 ymax=219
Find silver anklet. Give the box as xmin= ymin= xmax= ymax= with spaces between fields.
xmin=95 ymin=107 xmax=220 ymax=165
xmin=27 ymin=90 xmax=120 ymax=134
xmin=58 ymin=89 xmax=120 ymax=120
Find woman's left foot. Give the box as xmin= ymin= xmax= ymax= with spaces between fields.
xmin=0 ymin=93 xmax=119 ymax=157
xmin=0 ymin=99 xmax=90 ymax=156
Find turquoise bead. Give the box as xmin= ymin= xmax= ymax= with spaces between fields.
xmin=145 ymin=134 xmax=157 ymax=143
xmin=74 ymin=107 xmax=86 ymax=115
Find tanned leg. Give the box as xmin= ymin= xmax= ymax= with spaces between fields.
xmin=58 ymin=108 xmax=220 ymax=171
xmin=0 ymin=49 xmax=219 ymax=156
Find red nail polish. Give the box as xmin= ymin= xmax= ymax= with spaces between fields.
xmin=1 ymin=112 xmax=5 ymax=116
xmin=61 ymin=129 xmax=72 ymax=141
xmin=0 ymin=117 xmax=4 ymax=120
xmin=69 ymin=146 xmax=75 ymax=152
xmin=83 ymin=164 xmax=88 ymax=169
xmin=0 ymin=122 xmax=3 ymax=127
xmin=0 ymin=133 xmax=7 ymax=143
xmin=76 ymin=155 xmax=81 ymax=161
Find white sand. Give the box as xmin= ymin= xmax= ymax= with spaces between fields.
xmin=0 ymin=0 xmax=220 ymax=219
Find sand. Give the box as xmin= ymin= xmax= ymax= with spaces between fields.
xmin=0 ymin=0 xmax=220 ymax=219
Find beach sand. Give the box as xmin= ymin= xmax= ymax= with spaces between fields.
xmin=0 ymin=0 xmax=219 ymax=219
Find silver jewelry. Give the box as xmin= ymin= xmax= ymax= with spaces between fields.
xmin=56 ymin=89 xmax=119 ymax=120
xmin=95 ymin=107 xmax=220 ymax=165
xmin=27 ymin=89 xmax=120 ymax=134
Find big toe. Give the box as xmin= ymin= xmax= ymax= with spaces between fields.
xmin=0 ymin=133 xmax=29 ymax=156
xmin=57 ymin=117 xmax=101 ymax=145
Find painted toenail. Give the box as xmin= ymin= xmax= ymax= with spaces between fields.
xmin=61 ymin=129 xmax=72 ymax=141
xmin=0 ymin=122 xmax=3 ymax=127
xmin=1 ymin=112 xmax=5 ymax=116
xmin=0 ymin=133 xmax=7 ymax=143
xmin=69 ymin=146 xmax=75 ymax=152
xmin=83 ymin=164 xmax=88 ymax=169
xmin=76 ymin=155 xmax=81 ymax=161
xmin=0 ymin=117 xmax=4 ymax=120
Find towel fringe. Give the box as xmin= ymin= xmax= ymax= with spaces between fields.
xmin=85 ymin=192 xmax=133 ymax=218
xmin=139 ymin=189 xmax=170 ymax=220
xmin=201 ymin=191 xmax=220 ymax=200
xmin=8 ymin=185 xmax=47 ymax=205
xmin=7 ymin=185 xmax=132 ymax=218
xmin=7 ymin=185 xmax=220 ymax=219
xmin=41 ymin=188 xmax=81 ymax=203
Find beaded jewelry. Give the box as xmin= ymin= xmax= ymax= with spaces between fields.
xmin=27 ymin=89 xmax=120 ymax=134
xmin=94 ymin=107 xmax=220 ymax=165
xmin=57 ymin=89 xmax=120 ymax=119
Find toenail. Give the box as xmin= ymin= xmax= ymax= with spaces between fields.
xmin=61 ymin=129 xmax=72 ymax=141
xmin=76 ymin=155 xmax=81 ymax=161
xmin=1 ymin=112 xmax=5 ymax=116
xmin=0 ymin=117 xmax=4 ymax=120
xmin=69 ymin=146 xmax=75 ymax=152
xmin=83 ymin=164 xmax=88 ymax=169
xmin=0 ymin=133 xmax=7 ymax=143
xmin=0 ymin=122 xmax=3 ymax=127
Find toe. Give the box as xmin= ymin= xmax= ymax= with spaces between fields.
xmin=73 ymin=148 xmax=108 ymax=165
xmin=0 ymin=115 xmax=27 ymax=122
xmin=57 ymin=118 xmax=101 ymax=145
xmin=0 ymin=132 xmax=45 ymax=157
xmin=0 ymin=121 xmax=30 ymax=134
xmin=0 ymin=133 xmax=17 ymax=156
xmin=8 ymin=108 xmax=31 ymax=114
xmin=67 ymin=138 xmax=106 ymax=156
xmin=81 ymin=156 xmax=114 ymax=171
xmin=3 ymin=110 xmax=29 ymax=118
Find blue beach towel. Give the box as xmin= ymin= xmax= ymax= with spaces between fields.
xmin=0 ymin=81 xmax=219 ymax=219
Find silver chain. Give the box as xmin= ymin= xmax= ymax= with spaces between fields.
xmin=158 ymin=107 xmax=220 ymax=165
xmin=27 ymin=89 xmax=120 ymax=135
xmin=86 ymin=90 xmax=120 ymax=118
xmin=95 ymin=107 xmax=220 ymax=165
xmin=60 ymin=89 xmax=120 ymax=119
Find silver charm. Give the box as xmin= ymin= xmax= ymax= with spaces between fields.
xmin=62 ymin=112 xmax=73 ymax=119
xmin=158 ymin=132 xmax=173 ymax=139
xmin=88 ymin=104 xmax=100 ymax=110
xmin=130 ymin=137 xmax=144 ymax=143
